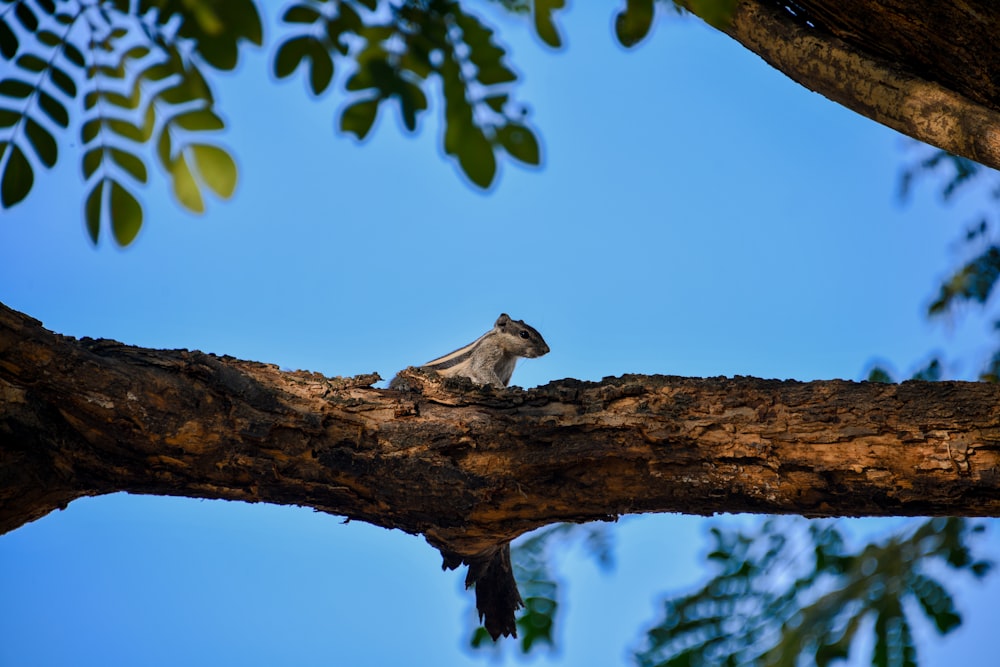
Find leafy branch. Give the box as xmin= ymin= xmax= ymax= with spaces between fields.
xmin=1 ymin=0 xmax=741 ymax=245
xmin=273 ymin=0 xmax=543 ymax=189
xmin=1 ymin=0 xmax=257 ymax=245
xmin=633 ymin=517 xmax=990 ymax=667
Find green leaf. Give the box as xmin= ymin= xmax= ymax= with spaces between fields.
xmin=62 ymin=42 xmax=86 ymax=68
xmin=533 ymin=0 xmax=566 ymax=48
xmin=123 ymin=46 xmax=150 ymax=62
xmin=497 ymin=123 xmax=540 ymax=165
xmin=615 ymin=0 xmax=655 ymax=49
xmin=686 ymin=0 xmax=738 ymax=30
xmin=910 ymin=574 xmax=961 ymax=633
xmin=455 ymin=9 xmax=516 ymax=85
xmin=283 ymin=4 xmax=322 ymax=24
xmin=96 ymin=63 xmax=126 ymax=79
xmin=14 ymin=2 xmax=38 ymax=32
xmin=455 ymin=123 xmax=496 ymax=188
xmin=170 ymin=154 xmax=204 ymax=213
xmin=48 ymin=65 xmax=77 ymax=97
xmin=25 ymin=117 xmax=57 ymax=168
xmin=910 ymin=358 xmax=941 ymax=381
xmin=273 ymin=35 xmax=310 ymax=79
xmin=102 ymin=90 xmax=139 ymax=110
xmin=308 ymin=43 xmax=334 ymax=95
xmin=36 ymin=30 xmax=60 ymax=47
xmin=484 ymin=94 xmax=508 ymax=113
xmin=85 ymin=179 xmax=104 ymax=244
xmin=0 ymin=78 xmax=32 ymax=98
xmin=182 ymin=0 xmax=261 ymax=70
xmin=867 ymin=367 xmax=893 ymax=383
xmin=15 ymin=53 xmax=46 ymax=72
xmin=190 ymin=144 xmax=237 ymax=199
xmin=1 ymin=141 xmax=32 ymax=207
xmin=109 ymin=179 xmax=142 ymax=246
xmin=38 ymin=91 xmax=69 ymax=127
xmin=141 ymin=61 xmax=178 ymax=82
xmin=108 ymin=118 xmax=147 ymax=142
xmin=172 ymin=108 xmax=224 ymax=132
xmin=332 ymin=2 xmax=363 ymax=35
xmin=157 ymin=128 xmax=172 ymax=168
xmin=340 ymin=97 xmax=379 ymax=140
xmin=110 ymin=148 xmax=147 ymax=183
xmin=82 ymin=147 xmax=103 ymax=179
xmin=395 ymin=80 xmax=426 ymax=132
xmin=0 ymin=108 xmax=19 ymax=127
xmin=141 ymin=103 xmax=156 ymax=140
xmin=0 ymin=19 xmax=18 ymax=60
xmin=81 ymin=118 xmax=101 ymax=144
xmin=159 ymin=66 xmax=213 ymax=105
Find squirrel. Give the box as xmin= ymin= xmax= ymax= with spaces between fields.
xmin=391 ymin=314 xmax=549 ymax=640
xmin=391 ymin=313 xmax=550 ymax=389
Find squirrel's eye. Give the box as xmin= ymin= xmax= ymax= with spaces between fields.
xmin=519 ymin=331 xmax=530 ymax=339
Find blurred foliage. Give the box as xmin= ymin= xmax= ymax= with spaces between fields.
xmin=272 ymin=0 xmax=542 ymax=189
xmin=480 ymin=517 xmax=990 ymax=667
xmin=470 ymin=523 xmax=615 ymax=654
xmin=866 ymin=357 xmax=942 ymax=384
xmin=890 ymin=147 xmax=1000 ymax=381
xmin=633 ymin=517 xmax=990 ymax=667
xmin=0 ymin=0 xmax=735 ymax=246
xmin=0 ymin=0 xmax=255 ymax=245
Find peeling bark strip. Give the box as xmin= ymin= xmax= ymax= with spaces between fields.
xmin=720 ymin=0 xmax=1000 ymax=171
xmin=4 ymin=300 xmax=1000 ymax=553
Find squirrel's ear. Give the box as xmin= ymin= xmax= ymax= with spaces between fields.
xmin=495 ymin=314 xmax=510 ymax=328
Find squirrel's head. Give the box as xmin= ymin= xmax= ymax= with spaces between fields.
xmin=495 ymin=313 xmax=550 ymax=358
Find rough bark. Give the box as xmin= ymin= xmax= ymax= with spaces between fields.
xmin=5 ymin=301 xmax=1000 ymax=632
xmin=5 ymin=298 xmax=1000 ymax=539
xmin=720 ymin=1 xmax=1000 ymax=170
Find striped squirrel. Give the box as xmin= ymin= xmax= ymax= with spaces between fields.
xmin=395 ymin=313 xmax=549 ymax=388
xmin=391 ymin=313 xmax=549 ymax=639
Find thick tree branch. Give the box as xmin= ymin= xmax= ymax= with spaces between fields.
xmin=4 ymin=301 xmax=1000 ymax=555
xmin=722 ymin=1 xmax=1000 ymax=170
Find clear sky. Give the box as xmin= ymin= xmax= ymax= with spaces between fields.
xmin=2 ymin=3 xmax=998 ymax=666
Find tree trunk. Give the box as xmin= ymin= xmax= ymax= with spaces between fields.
xmin=720 ymin=0 xmax=1000 ymax=170
xmin=5 ymin=300 xmax=1000 ymax=634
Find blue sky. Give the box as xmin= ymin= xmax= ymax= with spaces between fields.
xmin=2 ymin=3 xmax=998 ymax=666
